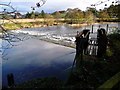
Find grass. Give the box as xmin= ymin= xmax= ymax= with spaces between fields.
xmin=2 ymin=21 xmax=50 ymax=30
xmin=15 ymin=77 xmax=63 ymax=89
xmin=3 ymin=23 xmax=21 ymax=30
xmin=98 ymin=72 xmax=120 ymax=89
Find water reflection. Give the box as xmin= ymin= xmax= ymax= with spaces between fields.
xmin=2 ymin=38 xmax=75 ymax=86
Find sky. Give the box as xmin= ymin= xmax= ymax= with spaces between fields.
xmin=0 ymin=0 xmax=117 ymax=14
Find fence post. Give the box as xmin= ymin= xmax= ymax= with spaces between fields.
xmin=106 ymin=24 xmax=109 ymax=34
xmin=91 ymin=25 xmax=94 ymax=33
xmin=7 ymin=73 xmax=15 ymax=88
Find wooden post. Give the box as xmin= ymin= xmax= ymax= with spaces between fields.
xmin=7 ymin=73 xmax=15 ymax=88
xmin=106 ymin=24 xmax=109 ymax=34
xmin=97 ymin=28 xmax=108 ymax=58
xmin=91 ymin=25 xmax=94 ymax=33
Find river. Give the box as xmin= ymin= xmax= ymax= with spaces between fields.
xmin=1 ymin=23 xmax=118 ymax=87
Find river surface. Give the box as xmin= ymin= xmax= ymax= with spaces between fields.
xmin=2 ymin=23 xmax=118 ymax=87
xmin=2 ymin=38 xmax=75 ymax=87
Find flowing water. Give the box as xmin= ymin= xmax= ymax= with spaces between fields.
xmin=2 ymin=23 xmax=118 ymax=87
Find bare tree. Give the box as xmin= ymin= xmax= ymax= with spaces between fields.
xmin=0 ymin=0 xmax=47 ymax=60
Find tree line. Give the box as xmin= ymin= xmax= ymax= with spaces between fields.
xmin=25 ymin=4 xmax=119 ymax=24
xmin=1 ymin=4 xmax=119 ymax=24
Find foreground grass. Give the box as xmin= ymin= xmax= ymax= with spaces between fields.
xmin=98 ymin=72 xmax=120 ymax=89
xmin=9 ymin=55 xmax=120 ymax=89
xmin=16 ymin=77 xmax=63 ymax=89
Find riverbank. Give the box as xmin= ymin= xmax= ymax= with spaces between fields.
xmin=2 ymin=19 xmax=93 ymax=30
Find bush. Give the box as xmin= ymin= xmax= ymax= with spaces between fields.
xmin=108 ymin=33 xmax=120 ymax=60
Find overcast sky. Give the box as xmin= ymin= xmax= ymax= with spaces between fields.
xmin=0 ymin=0 xmax=116 ymax=14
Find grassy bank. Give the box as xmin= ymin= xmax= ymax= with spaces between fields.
xmin=2 ymin=22 xmax=89 ymax=30
xmin=2 ymin=21 xmax=51 ymax=30
xmin=1 ymin=19 xmax=60 ymax=30
xmin=2 ymin=18 xmax=94 ymax=30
